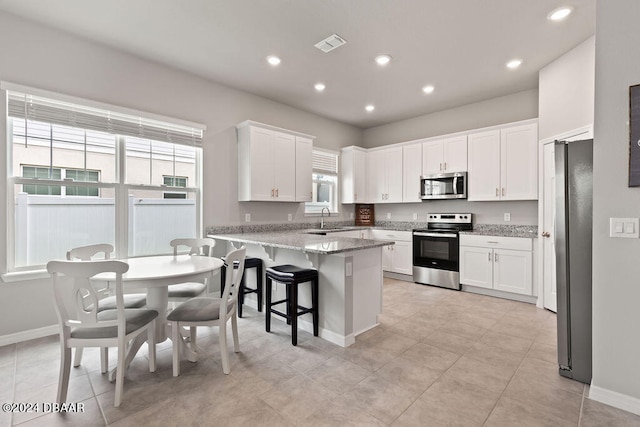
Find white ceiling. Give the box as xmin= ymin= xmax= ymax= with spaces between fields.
xmin=0 ymin=0 xmax=596 ymax=129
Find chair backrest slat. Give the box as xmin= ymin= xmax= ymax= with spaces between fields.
xmin=66 ymin=243 xmax=114 ymax=261
xmin=170 ymin=238 xmax=216 ymax=257
xmin=220 ymin=246 xmax=246 ymax=318
xmin=48 ymin=260 xmax=129 ymax=333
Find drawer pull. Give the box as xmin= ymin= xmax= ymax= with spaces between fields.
xmin=487 ymin=241 xmax=499 ymax=244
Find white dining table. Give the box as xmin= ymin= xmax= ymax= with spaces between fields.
xmin=93 ymin=254 xmax=224 ymax=375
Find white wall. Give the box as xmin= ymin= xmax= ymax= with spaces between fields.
xmin=591 ymin=0 xmax=640 ymax=410
xmin=362 ymin=89 xmax=540 ymax=226
xmin=0 ymin=12 xmax=361 ymax=336
xmin=538 ymin=37 xmax=595 ymax=141
xmin=362 ymin=89 xmax=538 ymax=148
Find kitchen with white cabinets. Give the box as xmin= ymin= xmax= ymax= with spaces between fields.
xmin=5 ymin=2 xmax=640 ymax=425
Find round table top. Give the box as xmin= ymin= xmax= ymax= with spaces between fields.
xmin=93 ymin=254 xmax=223 ymax=284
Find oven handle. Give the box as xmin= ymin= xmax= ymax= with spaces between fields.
xmin=413 ymin=232 xmax=458 ymax=238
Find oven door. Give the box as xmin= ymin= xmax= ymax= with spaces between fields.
xmin=413 ymin=231 xmax=459 ymax=271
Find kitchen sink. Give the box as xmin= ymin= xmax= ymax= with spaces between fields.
xmin=303 ymin=226 xmax=360 ymax=235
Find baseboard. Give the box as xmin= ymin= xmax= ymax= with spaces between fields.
xmin=588 ymin=384 xmax=640 ymax=416
xmin=0 ymin=325 xmax=58 ymax=346
xmin=383 ymin=271 xmax=413 ymax=282
xmin=461 ymin=285 xmax=538 ymax=304
xmin=296 ymin=318 xmax=355 ymax=347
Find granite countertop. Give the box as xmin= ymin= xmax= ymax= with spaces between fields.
xmin=459 ymin=224 xmax=539 ymax=239
xmin=207 ymin=231 xmax=394 ymax=255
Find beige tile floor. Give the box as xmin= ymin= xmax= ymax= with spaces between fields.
xmin=1 ymin=277 xmax=639 ymax=426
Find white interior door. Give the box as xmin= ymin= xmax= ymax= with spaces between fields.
xmin=542 ymin=142 xmax=557 ymax=312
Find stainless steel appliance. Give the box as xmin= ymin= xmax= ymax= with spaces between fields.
xmin=413 ymin=213 xmax=472 ymax=290
xmin=420 ymin=172 xmax=467 ymax=200
xmin=555 ymin=139 xmax=592 ymax=384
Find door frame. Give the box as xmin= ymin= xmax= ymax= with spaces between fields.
xmin=536 ymin=125 xmax=593 ymax=309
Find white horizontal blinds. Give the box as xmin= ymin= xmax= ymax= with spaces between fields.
xmin=7 ymin=91 xmax=204 ymax=146
xmin=312 ymin=149 xmax=338 ymax=174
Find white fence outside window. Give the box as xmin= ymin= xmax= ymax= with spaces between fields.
xmin=14 ymin=194 xmax=196 ymax=266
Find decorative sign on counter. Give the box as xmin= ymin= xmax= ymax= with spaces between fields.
xmin=355 ymin=204 xmax=375 ymax=226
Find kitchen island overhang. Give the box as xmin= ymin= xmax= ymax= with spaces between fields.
xmin=207 ymin=231 xmax=393 ymax=347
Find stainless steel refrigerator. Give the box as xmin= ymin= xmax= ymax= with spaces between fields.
xmin=554 ymin=139 xmax=593 ymax=384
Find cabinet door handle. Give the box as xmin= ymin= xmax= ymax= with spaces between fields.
xmin=444 ymin=162 xmax=447 ymax=170
xmin=495 ymin=188 xmax=499 ymax=197
xmin=488 ymin=252 xmax=491 ymax=262
xmin=354 ymin=193 xmax=358 ymax=200
xmin=271 ymin=188 xmax=274 ymax=197
xmin=502 ymin=187 xmax=505 ymax=197
xmin=439 ymin=162 xmax=443 ymax=171
xmin=495 ymin=253 xmax=499 ymax=262
xmin=276 ymin=188 xmax=279 ymax=197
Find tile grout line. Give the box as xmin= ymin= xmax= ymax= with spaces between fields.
xmin=479 ymin=331 xmax=537 ymax=426
xmin=577 ymin=383 xmax=587 ymax=426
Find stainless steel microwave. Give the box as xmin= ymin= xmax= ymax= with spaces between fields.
xmin=420 ymin=172 xmax=467 ymax=200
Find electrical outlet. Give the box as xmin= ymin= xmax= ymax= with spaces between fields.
xmin=245 ymin=213 xmax=251 ymax=222
xmin=504 ymin=212 xmax=511 ymax=221
xmin=349 ymin=212 xmax=354 ymax=220
xmin=386 ymin=212 xmax=391 ymax=220
xmin=412 ymin=213 xmax=418 ymax=220
xmin=345 ymin=262 xmax=352 ymax=277
xmin=287 ymin=213 xmax=293 ymax=221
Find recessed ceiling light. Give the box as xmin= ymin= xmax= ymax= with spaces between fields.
xmin=548 ymin=6 xmax=573 ymax=21
xmin=506 ymin=59 xmax=523 ymax=69
xmin=365 ymin=105 xmax=375 ymax=112
xmin=314 ymin=83 xmax=326 ymax=92
xmin=266 ymin=55 xmax=281 ymax=66
xmin=375 ymin=55 xmax=392 ymax=66
xmin=422 ymin=85 xmax=435 ymax=94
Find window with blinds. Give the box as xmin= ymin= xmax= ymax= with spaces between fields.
xmin=306 ymin=149 xmax=339 ymax=214
xmin=3 ymin=83 xmax=206 ymax=270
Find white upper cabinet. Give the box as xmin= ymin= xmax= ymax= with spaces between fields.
xmin=295 ymin=136 xmax=313 ymax=202
xmin=237 ymin=121 xmax=314 ymax=202
xmin=500 ymin=123 xmax=538 ymax=200
xmin=467 ymin=129 xmax=502 ymax=200
xmin=467 ymin=121 xmax=538 ymax=201
xmin=402 ymin=142 xmax=422 ymax=202
xmin=341 ymin=146 xmax=367 ymax=204
xmin=367 ymin=146 xmax=403 ymax=203
xmin=422 ymin=135 xmax=468 ymax=175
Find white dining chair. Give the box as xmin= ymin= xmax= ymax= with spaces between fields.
xmin=48 ymin=259 xmax=158 ymax=407
xmin=167 ymin=246 xmax=246 ymax=376
xmin=66 ymin=243 xmax=146 ymax=368
xmin=168 ymin=238 xmax=217 ymax=300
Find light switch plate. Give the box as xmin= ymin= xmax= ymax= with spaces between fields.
xmin=413 ymin=213 xmax=418 ymax=220
xmin=287 ymin=213 xmax=293 ymax=221
xmin=504 ymin=213 xmax=511 ymax=221
xmin=386 ymin=213 xmax=391 ymax=220
xmin=245 ymin=213 xmax=251 ymax=222
xmin=610 ymin=217 xmax=639 ymax=238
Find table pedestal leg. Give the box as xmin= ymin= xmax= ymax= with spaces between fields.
xmin=108 ymin=286 xmax=169 ymax=381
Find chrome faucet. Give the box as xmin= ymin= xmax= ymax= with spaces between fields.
xmin=320 ymin=207 xmax=330 ymax=229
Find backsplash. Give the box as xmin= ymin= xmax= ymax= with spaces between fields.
xmin=207 ymin=220 xmax=538 ymax=238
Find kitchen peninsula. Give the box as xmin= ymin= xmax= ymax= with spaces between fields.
xmin=208 ymin=230 xmax=393 ymax=347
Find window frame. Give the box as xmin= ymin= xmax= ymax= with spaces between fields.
xmin=5 ymin=120 xmax=203 ymax=273
xmin=305 ymin=148 xmax=340 ymax=215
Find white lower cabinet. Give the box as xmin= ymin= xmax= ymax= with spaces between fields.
xmin=370 ymin=230 xmax=412 ymax=275
xmin=331 ymin=229 xmax=370 ymax=239
xmin=459 ymin=235 xmax=533 ymax=296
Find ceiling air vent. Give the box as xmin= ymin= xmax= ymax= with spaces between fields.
xmin=314 ymin=34 xmax=347 ymax=53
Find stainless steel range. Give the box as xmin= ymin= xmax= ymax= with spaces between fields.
xmin=412 ymin=213 xmax=472 ymax=290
